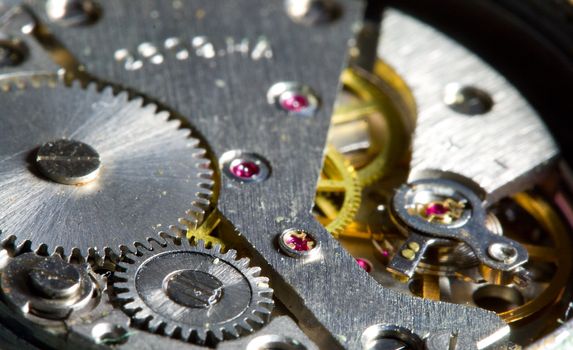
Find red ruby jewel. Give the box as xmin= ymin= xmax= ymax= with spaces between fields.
xmin=355 ymin=258 xmax=372 ymax=273
xmin=286 ymin=233 xmax=313 ymax=252
xmin=230 ymin=160 xmax=260 ymax=179
xmin=280 ymin=94 xmax=309 ymax=112
xmin=425 ymin=202 xmax=449 ymax=217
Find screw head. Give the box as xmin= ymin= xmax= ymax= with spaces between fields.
xmin=28 ymin=256 xmax=82 ymax=299
xmin=487 ymin=243 xmax=518 ymax=264
xmin=278 ymin=229 xmax=320 ymax=258
xmin=163 ymin=270 xmax=224 ymax=308
xmin=221 ymin=151 xmax=270 ymax=183
xmin=267 ymin=82 xmax=320 ymax=117
xmin=36 ymin=139 xmax=101 ymax=185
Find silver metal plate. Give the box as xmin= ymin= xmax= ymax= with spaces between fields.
xmin=379 ymin=9 xmax=559 ymax=204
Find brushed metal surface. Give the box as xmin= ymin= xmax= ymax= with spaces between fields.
xmin=0 ymin=81 xmax=213 ymax=256
xmin=379 ymin=10 xmax=559 ymax=204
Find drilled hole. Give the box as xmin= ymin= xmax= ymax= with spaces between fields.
xmin=444 ymin=84 xmax=494 ymax=116
xmin=91 ymin=322 xmax=129 ymax=345
xmin=361 ymin=324 xmax=424 ymax=350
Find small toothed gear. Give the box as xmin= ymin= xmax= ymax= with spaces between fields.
xmin=315 ymin=146 xmax=361 ymax=238
xmin=112 ymin=238 xmax=274 ymax=345
xmin=0 ymin=77 xmax=214 ymax=258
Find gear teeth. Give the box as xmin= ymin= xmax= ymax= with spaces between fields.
xmin=179 ymin=217 xmax=200 ymax=230
xmin=164 ymin=324 xmax=179 ymax=337
xmin=35 ymin=244 xmax=49 ymax=256
xmin=166 ymin=119 xmax=182 ymax=131
xmin=248 ymin=313 xmax=266 ymax=325
xmin=224 ymin=249 xmax=237 ymax=260
xmin=85 ymin=81 xmax=98 ymax=93
xmin=121 ymin=299 xmax=142 ymax=313
xmin=147 ymin=318 xmax=164 ymax=332
xmin=0 ymin=78 xmax=215 ymax=265
xmin=158 ymin=231 xmax=180 ymax=243
xmin=110 ymin=234 xmax=274 ymax=345
xmin=196 ymin=239 xmax=208 ymax=250
xmin=258 ymin=297 xmax=275 ymax=306
xmin=255 ymin=305 xmax=273 ymax=316
xmin=111 ymin=281 xmax=130 ymax=290
xmin=246 ymin=266 xmax=262 ymax=277
xmin=237 ymin=257 xmax=251 ymax=268
xmin=255 ymin=276 xmax=269 ymax=284
xmin=156 ymin=110 xmax=170 ymax=121
xmin=238 ymin=319 xmax=255 ymax=333
xmin=193 ymin=328 xmax=208 ymax=344
xmin=316 ymin=147 xmax=362 ymax=238
xmin=210 ymin=243 xmax=223 ymax=254
xmin=168 ymin=225 xmax=186 ymax=237
xmin=210 ymin=327 xmax=224 ymax=343
xmin=226 ymin=324 xmax=240 ymax=338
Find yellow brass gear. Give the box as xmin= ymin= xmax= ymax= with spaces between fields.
xmin=331 ymin=60 xmax=414 ymax=187
xmin=186 ymin=209 xmax=225 ymax=249
xmin=315 ymin=147 xmax=361 ymax=238
xmin=498 ymin=192 xmax=572 ymax=323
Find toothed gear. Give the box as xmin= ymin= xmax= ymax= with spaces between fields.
xmin=0 ymin=78 xmax=213 ymax=258
xmin=112 ymin=238 xmax=274 ymax=345
xmin=315 ymin=146 xmax=361 ymax=238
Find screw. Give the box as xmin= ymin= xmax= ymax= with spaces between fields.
xmin=487 ymin=242 xmax=518 ymax=264
xmin=267 ymin=82 xmax=320 ymax=117
xmin=0 ymin=40 xmax=26 ymax=67
xmin=163 ymin=270 xmax=223 ymax=308
xmin=221 ymin=151 xmax=270 ymax=183
xmin=278 ymin=229 xmax=319 ymax=258
xmin=36 ymin=139 xmax=101 ymax=185
xmin=28 ymin=256 xmax=82 ymax=299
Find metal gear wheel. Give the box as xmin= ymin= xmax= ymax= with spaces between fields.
xmin=330 ymin=62 xmax=413 ymax=187
xmin=315 ymin=146 xmax=361 ymax=238
xmin=112 ymin=238 xmax=274 ymax=345
xmin=0 ymin=78 xmax=213 ymax=258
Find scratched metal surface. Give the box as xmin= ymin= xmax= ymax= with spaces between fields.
xmin=12 ymin=1 xmax=510 ymax=348
xmin=379 ymin=9 xmax=559 ymax=204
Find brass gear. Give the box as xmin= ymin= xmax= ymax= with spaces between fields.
xmin=187 ymin=209 xmax=225 ymax=249
xmin=330 ymin=61 xmax=414 ymax=187
xmin=314 ymin=147 xmax=361 ymax=238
